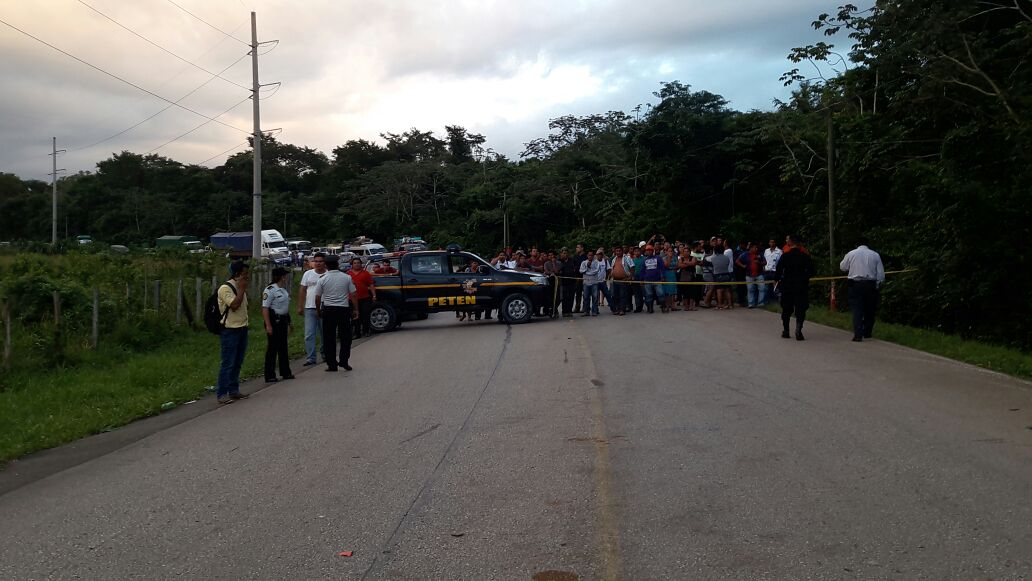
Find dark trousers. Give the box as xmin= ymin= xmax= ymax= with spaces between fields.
xmin=848 ymin=280 xmax=879 ymax=338
xmin=354 ymin=298 xmax=372 ymax=338
xmin=264 ymin=314 xmax=291 ymax=379
xmin=780 ymin=288 xmax=809 ymax=329
xmin=321 ymin=306 xmax=353 ymax=369
xmin=561 ymin=281 xmax=576 ymax=315
xmin=735 ymin=271 xmax=748 ymax=305
xmin=632 ymin=283 xmax=644 ymax=311
xmin=611 ymin=280 xmax=631 ymax=312
xmin=573 ymin=280 xmax=583 ymax=312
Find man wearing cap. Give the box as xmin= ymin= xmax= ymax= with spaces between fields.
xmin=315 ymin=256 xmax=358 ymax=372
xmin=262 ymin=267 xmax=295 ymax=383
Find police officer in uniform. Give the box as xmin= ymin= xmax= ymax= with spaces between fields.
xmin=262 ymin=267 xmax=295 ymax=382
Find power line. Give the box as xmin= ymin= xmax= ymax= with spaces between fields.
xmin=70 ymin=52 xmax=250 ymax=152
xmin=147 ymin=95 xmax=252 ymax=153
xmin=194 ymin=140 xmax=249 ymax=166
xmin=76 ymin=0 xmax=248 ymax=90
xmin=164 ymin=0 xmax=249 ymax=46
xmin=0 ymin=17 xmax=251 ymax=135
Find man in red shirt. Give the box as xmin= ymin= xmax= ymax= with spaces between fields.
xmin=350 ymin=257 xmax=378 ymax=338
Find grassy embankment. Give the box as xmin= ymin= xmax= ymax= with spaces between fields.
xmin=0 ymin=312 xmax=306 ymax=463
xmin=789 ymin=305 xmax=1032 ymax=381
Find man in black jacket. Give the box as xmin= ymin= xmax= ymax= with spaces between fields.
xmin=775 ymin=234 xmax=815 ymax=340
xmin=556 ymin=247 xmax=580 ymax=317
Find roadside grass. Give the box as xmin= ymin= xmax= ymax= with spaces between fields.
xmin=781 ymin=305 xmax=1032 ymax=381
xmin=0 ymin=325 xmax=305 ymax=463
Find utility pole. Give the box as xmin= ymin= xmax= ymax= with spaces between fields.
xmin=826 ymin=111 xmax=837 ymax=310
xmin=250 ymin=11 xmax=263 ymax=262
xmin=49 ymin=137 xmax=65 ymax=245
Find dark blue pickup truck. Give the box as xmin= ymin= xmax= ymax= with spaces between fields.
xmin=368 ymin=248 xmax=552 ymax=331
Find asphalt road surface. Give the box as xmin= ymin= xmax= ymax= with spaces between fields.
xmin=2 ymin=309 xmax=1031 ymax=580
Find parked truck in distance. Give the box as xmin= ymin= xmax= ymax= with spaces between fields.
xmin=155 ymin=235 xmax=206 ymax=253
xmin=209 ymin=229 xmax=291 ymax=265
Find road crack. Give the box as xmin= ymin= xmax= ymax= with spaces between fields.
xmin=361 ymin=326 xmax=512 ymax=579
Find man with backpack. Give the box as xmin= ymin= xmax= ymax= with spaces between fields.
xmin=216 ymin=261 xmax=251 ymax=405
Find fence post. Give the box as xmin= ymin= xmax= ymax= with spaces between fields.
xmin=91 ymin=287 xmax=99 ymax=349
xmin=175 ymin=279 xmax=183 ymax=325
xmin=153 ymin=280 xmax=162 ymax=313
xmin=2 ymin=301 xmax=11 ymax=375
xmin=195 ymin=278 xmax=202 ymax=325
xmin=52 ymin=290 xmax=62 ymax=356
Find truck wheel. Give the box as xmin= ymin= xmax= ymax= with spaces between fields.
xmin=368 ymin=303 xmax=398 ymax=333
xmin=500 ymin=293 xmax=533 ymax=324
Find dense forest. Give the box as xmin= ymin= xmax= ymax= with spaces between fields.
xmin=2 ymin=1 xmax=1030 ymax=348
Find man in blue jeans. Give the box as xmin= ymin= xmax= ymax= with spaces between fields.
xmin=579 ymin=249 xmax=612 ymax=316
xmin=216 ymin=261 xmax=251 ymax=405
xmin=639 ymin=244 xmax=667 ymax=313
xmin=297 ymin=252 xmax=327 ymax=365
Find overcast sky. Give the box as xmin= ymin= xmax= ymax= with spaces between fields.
xmin=0 ymin=0 xmax=838 ymax=180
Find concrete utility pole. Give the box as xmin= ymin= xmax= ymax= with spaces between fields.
xmin=250 ymin=11 xmax=263 ymax=262
xmin=826 ymin=111 xmax=837 ymax=310
xmin=49 ymin=137 xmax=65 ymax=245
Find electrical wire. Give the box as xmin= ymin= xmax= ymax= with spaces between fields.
xmin=164 ymin=0 xmax=249 ymax=46
xmin=195 ymin=140 xmax=250 ymax=165
xmin=76 ymin=0 xmax=249 ymax=90
xmin=147 ymin=95 xmax=252 ymax=153
xmin=71 ymin=53 xmax=250 ymax=152
xmin=0 ymin=17 xmax=251 ymax=135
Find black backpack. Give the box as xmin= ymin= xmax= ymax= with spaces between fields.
xmin=203 ymin=282 xmax=236 ymax=335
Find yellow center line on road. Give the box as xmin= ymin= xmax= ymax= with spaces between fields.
xmin=576 ymin=331 xmax=622 ymax=581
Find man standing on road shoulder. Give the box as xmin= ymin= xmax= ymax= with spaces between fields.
xmin=840 ymin=237 xmax=885 ymax=342
xmin=775 ymin=235 xmax=815 ymax=341
xmin=216 ymin=261 xmax=251 ymax=405
xmin=349 ymin=257 xmax=377 ymax=339
xmin=315 ymin=256 xmax=358 ymax=372
xmin=763 ymin=238 xmax=782 ymax=304
xmin=298 ymin=252 xmax=327 ymax=366
xmin=262 ymin=267 xmax=294 ymax=383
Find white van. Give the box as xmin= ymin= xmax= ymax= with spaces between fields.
xmin=348 ymin=237 xmax=388 ymax=258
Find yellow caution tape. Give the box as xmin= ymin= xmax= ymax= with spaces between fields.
xmin=545 ymin=269 xmax=915 ymax=286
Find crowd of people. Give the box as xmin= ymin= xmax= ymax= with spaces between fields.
xmin=488 ymin=235 xmax=788 ymax=315
xmin=212 ymin=237 xmax=885 ymax=403
xmin=485 ymin=233 xmax=885 ymax=341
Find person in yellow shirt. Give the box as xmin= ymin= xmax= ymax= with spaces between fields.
xmin=216 ymin=261 xmax=251 ymax=405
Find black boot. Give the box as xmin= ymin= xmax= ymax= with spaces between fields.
xmin=795 ymin=322 xmax=805 ymax=341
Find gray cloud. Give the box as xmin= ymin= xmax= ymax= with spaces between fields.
xmin=0 ymin=0 xmax=838 ymax=178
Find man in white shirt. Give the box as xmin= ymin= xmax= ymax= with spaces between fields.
xmin=315 ymin=256 xmax=358 ymax=371
xmin=767 ymin=238 xmax=780 ymax=286
xmin=840 ymin=238 xmax=886 ymax=342
xmin=297 ymin=252 xmax=327 ymax=366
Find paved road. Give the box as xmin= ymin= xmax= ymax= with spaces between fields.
xmin=2 ymin=309 xmax=1031 ymax=579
